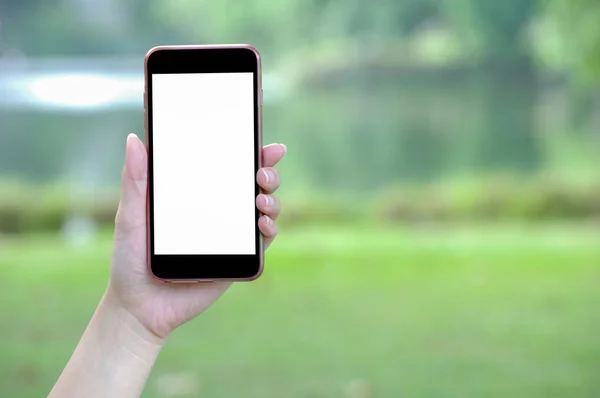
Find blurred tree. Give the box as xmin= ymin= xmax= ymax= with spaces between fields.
xmin=535 ymin=0 xmax=600 ymax=131
xmin=440 ymin=0 xmax=537 ymax=70
xmin=150 ymin=0 xmax=439 ymax=58
xmin=438 ymin=0 xmax=542 ymax=174
xmin=2 ymin=0 xmax=600 ymax=85
xmin=537 ymin=0 xmax=600 ymax=86
xmin=150 ymin=0 xmax=294 ymax=56
xmin=0 ymin=0 xmax=179 ymax=56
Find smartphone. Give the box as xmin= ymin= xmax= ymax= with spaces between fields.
xmin=144 ymin=44 xmax=263 ymax=282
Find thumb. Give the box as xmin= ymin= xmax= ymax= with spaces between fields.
xmin=115 ymin=133 xmax=148 ymax=233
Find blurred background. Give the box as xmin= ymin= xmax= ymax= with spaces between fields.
xmin=0 ymin=0 xmax=599 ymax=397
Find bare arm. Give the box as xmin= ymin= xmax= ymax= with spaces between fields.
xmin=48 ymin=292 xmax=164 ymax=398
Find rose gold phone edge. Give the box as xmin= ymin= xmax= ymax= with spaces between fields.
xmin=143 ymin=44 xmax=264 ymax=284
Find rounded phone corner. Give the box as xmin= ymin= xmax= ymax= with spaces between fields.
xmin=147 ymin=264 xmax=169 ymax=284
xmin=144 ymin=46 xmax=167 ymax=70
xmin=238 ymin=44 xmax=261 ymax=63
xmin=246 ymin=264 xmax=264 ymax=282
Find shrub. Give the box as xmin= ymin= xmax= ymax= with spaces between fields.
xmin=0 ymin=181 xmax=119 ymax=234
xmin=89 ymin=195 xmax=119 ymax=226
xmin=278 ymin=192 xmax=365 ymax=226
xmin=375 ymin=176 xmax=600 ymax=224
xmin=0 ymin=180 xmax=36 ymax=233
xmin=24 ymin=184 xmax=71 ymax=232
xmin=1 ymin=177 xmax=599 ymax=235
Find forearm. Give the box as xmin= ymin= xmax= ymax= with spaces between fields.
xmin=48 ymin=291 xmax=164 ymax=398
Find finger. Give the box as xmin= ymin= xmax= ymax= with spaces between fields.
xmin=258 ymin=215 xmax=278 ymax=250
xmin=115 ymin=133 xmax=147 ymax=233
xmin=256 ymin=194 xmax=281 ymax=219
xmin=262 ymin=143 xmax=286 ymax=168
xmin=257 ymin=167 xmax=280 ymax=194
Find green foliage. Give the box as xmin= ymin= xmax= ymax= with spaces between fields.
xmin=3 ymin=0 xmax=600 ymax=89
xmin=440 ymin=0 xmax=537 ymax=67
xmin=1 ymin=177 xmax=599 ymax=234
xmin=278 ymin=192 xmax=365 ymax=227
xmin=0 ymin=182 xmax=118 ymax=234
xmin=154 ymin=0 xmax=438 ymax=57
xmin=537 ymin=0 xmax=600 ymax=87
xmin=376 ymin=176 xmax=600 ymax=223
xmin=26 ymin=185 xmax=71 ymax=233
xmin=0 ymin=181 xmax=32 ymax=234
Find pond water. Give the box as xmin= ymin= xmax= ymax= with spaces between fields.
xmin=1 ymin=60 xmax=597 ymax=195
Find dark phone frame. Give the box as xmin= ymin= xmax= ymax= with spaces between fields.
xmin=144 ymin=45 xmax=262 ymax=281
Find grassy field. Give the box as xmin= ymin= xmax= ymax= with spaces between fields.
xmin=0 ymin=223 xmax=599 ymax=398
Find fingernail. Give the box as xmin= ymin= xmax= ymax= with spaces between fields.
xmin=280 ymin=144 xmax=287 ymax=153
xmin=128 ymin=133 xmax=138 ymax=141
xmin=262 ymin=169 xmax=272 ymax=184
xmin=264 ymin=215 xmax=273 ymax=225
xmin=261 ymin=194 xmax=272 ymax=207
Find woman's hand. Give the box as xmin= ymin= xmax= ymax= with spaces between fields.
xmin=49 ymin=134 xmax=285 ymax=398
xmin=107 ymin=133 xmax=286 ymax=340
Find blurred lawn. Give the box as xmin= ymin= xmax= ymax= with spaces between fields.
xmin=0 ymin=223 xmax=599 ymax=398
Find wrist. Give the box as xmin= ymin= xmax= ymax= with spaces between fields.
xmin=100 ymin=289 xmax=167 ymax=351
xmin=88 ymin=291 xmax=164 ymax=390
xmin=48 ymin=289 xmax=165 ymax=398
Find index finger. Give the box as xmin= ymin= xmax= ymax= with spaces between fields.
xmin=262 ymin=143 xmax=286 ymax=168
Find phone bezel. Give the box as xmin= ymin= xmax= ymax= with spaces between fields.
xmin=144 ymin=45 xmax=263 ymax=282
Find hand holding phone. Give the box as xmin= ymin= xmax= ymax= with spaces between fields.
xmin=100 ymin=45 xmax=286 ymax=340
xmin=47 ymin=47 xmax=285 ymax=398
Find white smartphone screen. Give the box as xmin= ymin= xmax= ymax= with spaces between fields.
xmin=150 ymin=72 xmax=256 ymax=255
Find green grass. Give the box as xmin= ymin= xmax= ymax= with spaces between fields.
xmin=0 ymin=224 xmax=599 ymax=398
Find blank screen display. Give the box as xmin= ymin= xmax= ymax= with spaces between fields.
xmin=151 ymin=72 xmax=256 ymax=255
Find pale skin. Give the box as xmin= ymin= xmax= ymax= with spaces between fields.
xmin=48 ymin=134 xmax=286 ymax=398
